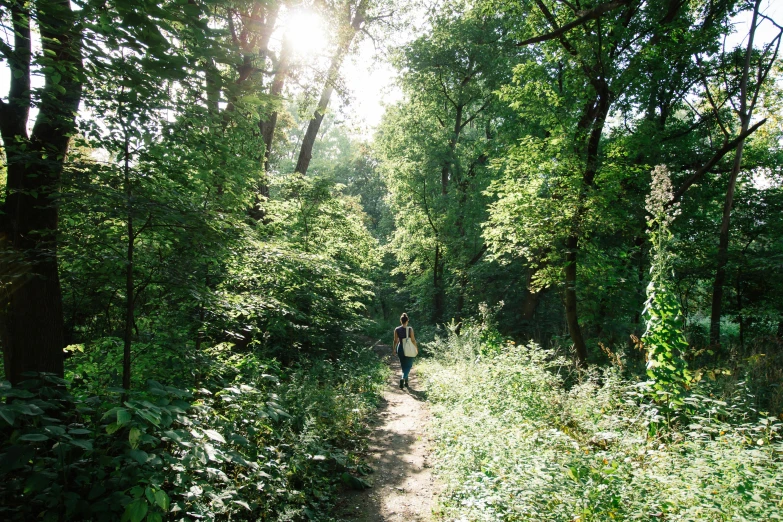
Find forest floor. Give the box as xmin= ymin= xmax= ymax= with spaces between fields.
xmin=334 ymin=343 xmax=439 ymax=521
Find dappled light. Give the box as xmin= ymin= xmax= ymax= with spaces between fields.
xmin=1 ymin=0 xmax=782 ymax=519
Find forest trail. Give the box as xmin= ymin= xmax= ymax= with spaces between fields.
xmin=335 ymin=343 xmax=439 ymax=521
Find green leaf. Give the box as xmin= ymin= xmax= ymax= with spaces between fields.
xmin=135 ymin=409 xmax=161 ymax=426
xmin=0 ymin=407 xmax=16 ymax=426
xmin=128 ymin=449 xmax=149 ymax=464
xmin=154 ymin=490 xmax=170 ymax=512
xmin=144 ymin=487 xmax=155 ymax=505
xmin=70 ymin=439 xmax=93 ymax=451
xmin=233 ymin=499 xmax=251 ymax=510
xmin=18 ymin=433 xmax=49 ymax=442
xmin=117 ymin=408 xmax=132 ymax=426
xmin=129 ymin=427 xmax=142 ymax=449
xmin=341 ymin=472 xmax=371 ymax=490
xmin=202 ymin=429 xmax=225 ymax=443
xmin=123 ymin=498 xmax=148 ymax=522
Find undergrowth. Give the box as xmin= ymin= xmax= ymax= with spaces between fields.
xmin=419 ymin=322 xmax=783 ymax=521
xmin=0 ymin=344 xmax=388 ymax=522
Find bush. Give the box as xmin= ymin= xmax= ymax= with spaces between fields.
xmin=420 ymin=324 xmax=783 ymax=521
xmin=0 ymin=346 xmax=388 ymax=521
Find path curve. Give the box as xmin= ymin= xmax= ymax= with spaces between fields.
xmin=336 ymin=343 xmax=438 ymax=521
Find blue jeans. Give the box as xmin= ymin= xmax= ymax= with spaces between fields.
xmin=396 ymin=343 xmax=414 ymax=380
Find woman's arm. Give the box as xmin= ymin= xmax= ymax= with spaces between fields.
xmin=410 ymin=328 xmax=418 ymax=347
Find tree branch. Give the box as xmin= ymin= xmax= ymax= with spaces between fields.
xmin=518 ymin=0 xmax=631 ymax=47
xmin=421 ymin=176 xmax=439 ymax=238
xmin=436 ymin=71 xmax=458 ymax=108
xmin=669 ymin=118 xmax=766 ymax=205
xmin=467 ymin=244 xmax=488 ymax=267
xmin=527 ymin=0 xmax=578 ymax=56
xmin=695 ymin=55 xmax=730 ymax=139
xmin=460 ymin=98 xmax=491 ymax=130
xmin=0 ymin=38 xmax=12 ymax=60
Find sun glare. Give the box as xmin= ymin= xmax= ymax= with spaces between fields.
xmin=282 ymin=9 xmax=329 ymax=57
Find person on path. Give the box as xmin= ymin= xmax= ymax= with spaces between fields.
xmin=392 ymin=313 xmax=418 ymax=389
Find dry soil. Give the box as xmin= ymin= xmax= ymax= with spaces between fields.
xmin=334 ymin=343 xmax=439 ymax=521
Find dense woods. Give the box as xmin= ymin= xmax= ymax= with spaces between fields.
xmin=1 ymin=0 xmax=782 ymax=519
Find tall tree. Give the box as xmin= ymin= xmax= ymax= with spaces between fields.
xmin=378 ymin=2 xmax=516 ymax=324
xmin=707 ymin=0 xmax=782 ymax=346
xmin=0 ymin=0 xmax=215 ymax=382
xmin=490 ymin=0 xmax=737 ymax=365
xmin=0 ymin=0 xmax=82 ymax=383
xmin=294 ymin=0 xmax=370 ymax=175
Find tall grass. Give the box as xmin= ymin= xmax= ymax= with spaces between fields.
xmin=419 ymin=323 xmax=783 ymax=521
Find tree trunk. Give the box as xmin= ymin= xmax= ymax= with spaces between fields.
xmin=455 ymin=274 xmax=467 ymax=329
xmin=709 ymin=141 xmax=745 ymax=347
xmin=433 ymin=243 xmax=445 ymax=324
xmin=565 ymin=235 xmax=588 ymax=366
xmin=249 ymin=42 xmax=292 ymax=220
xmin=736 ymin=268 xmax=744 ymax=351
xmin=563 ymin=82 xmax=611 ymax=368
xmin=122 ymin=136 xmax=134 ymax=392
xmin=441 ymin=105 xmax=463 ymax=194
xmin=259 ymin=43 xmax=292 ymax=179
xmin=294 ymin=71 xmax=336 ymax=174
xmin=710 ymin=0 xmax=762 ymax=347
xmin=0 ymin=0 xmax=82 ymax=384
xmin=521 ymin=262 xmax=545 ymax=323
xmin=632 ymin=236 xmax=646 ymax=329
xmin=522 ymin=286 xmax=543 ymax=322
xmin=294 ymin=0 xmax=368 ymax=175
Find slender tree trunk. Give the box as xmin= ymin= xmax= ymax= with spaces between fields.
xmin=632 ymin=236 xmax=646 ymax=329
xmin=709 ymin=141 xmax=746 ymax=347
xmin=205 ymin=58 xmax=221 ymax=115
xmin=441 ymin=105 xmax=463 ymax=194
xmin=0 ymin=0 xmax=82 ymax=384
xmin=522 ymin=286 xmax=543 ymax=322
xmin=259 ymin=43 xmax=291 ymax=179
xmin=455 ymin=274 xmax=467 ymax=329
xmin=736 ymin=269 xmax=744 ymax=351
xmin=710 ymin=0 xmax=762 ymax=347
xmin=294 ymin=0 xmax=368 ymax=175
xmin=122 ymin=135 xmax=134 ymax=392
xmin=295 ymin=81 xmax=334 ymax=174
xmin=564 ymin=84 xmax=611 ymax=367
xmin=521 ymin=261 xmax=545 ymax=323
xmin=249 ymin=43 xmax=292 ymax=220
xmin=433 ymin=243 xmax=445 ymax=324
xmin=565 ymin=235 xmax=588 ymax=366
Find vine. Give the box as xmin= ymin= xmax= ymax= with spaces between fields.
xmin=642 ymin=165 xmax=691 ymax=402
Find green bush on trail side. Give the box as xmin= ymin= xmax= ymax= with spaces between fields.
xmin=420 ymin=322 xmax=783 ymax=521
xmin=0 ymin=346 xmax=388 ymax=522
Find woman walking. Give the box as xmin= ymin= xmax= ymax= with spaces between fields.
xmin=393 ymin=313 xmax=418 ymax=389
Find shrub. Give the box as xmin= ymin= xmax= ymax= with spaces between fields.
xmin=420 ymin=325 xmax=783 ymax=521
xmin=0 ymin=346 xmax=388 ymax=521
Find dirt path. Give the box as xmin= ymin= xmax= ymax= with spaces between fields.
xmin=335 ymin=343 xmax=438 ymax=521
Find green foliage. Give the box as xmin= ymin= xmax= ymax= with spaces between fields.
xmin=641 ymin=282 xmax=692 ymax=398
xmin=420 ymin=326 xmax=783 ymax=521
xmin=641 ymin=165 xmax=692 ymax=400
xmin=376 ymin=0 xmax=519 ymax=323
xmin=0 ymin=347 xmax=388 ymax=521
